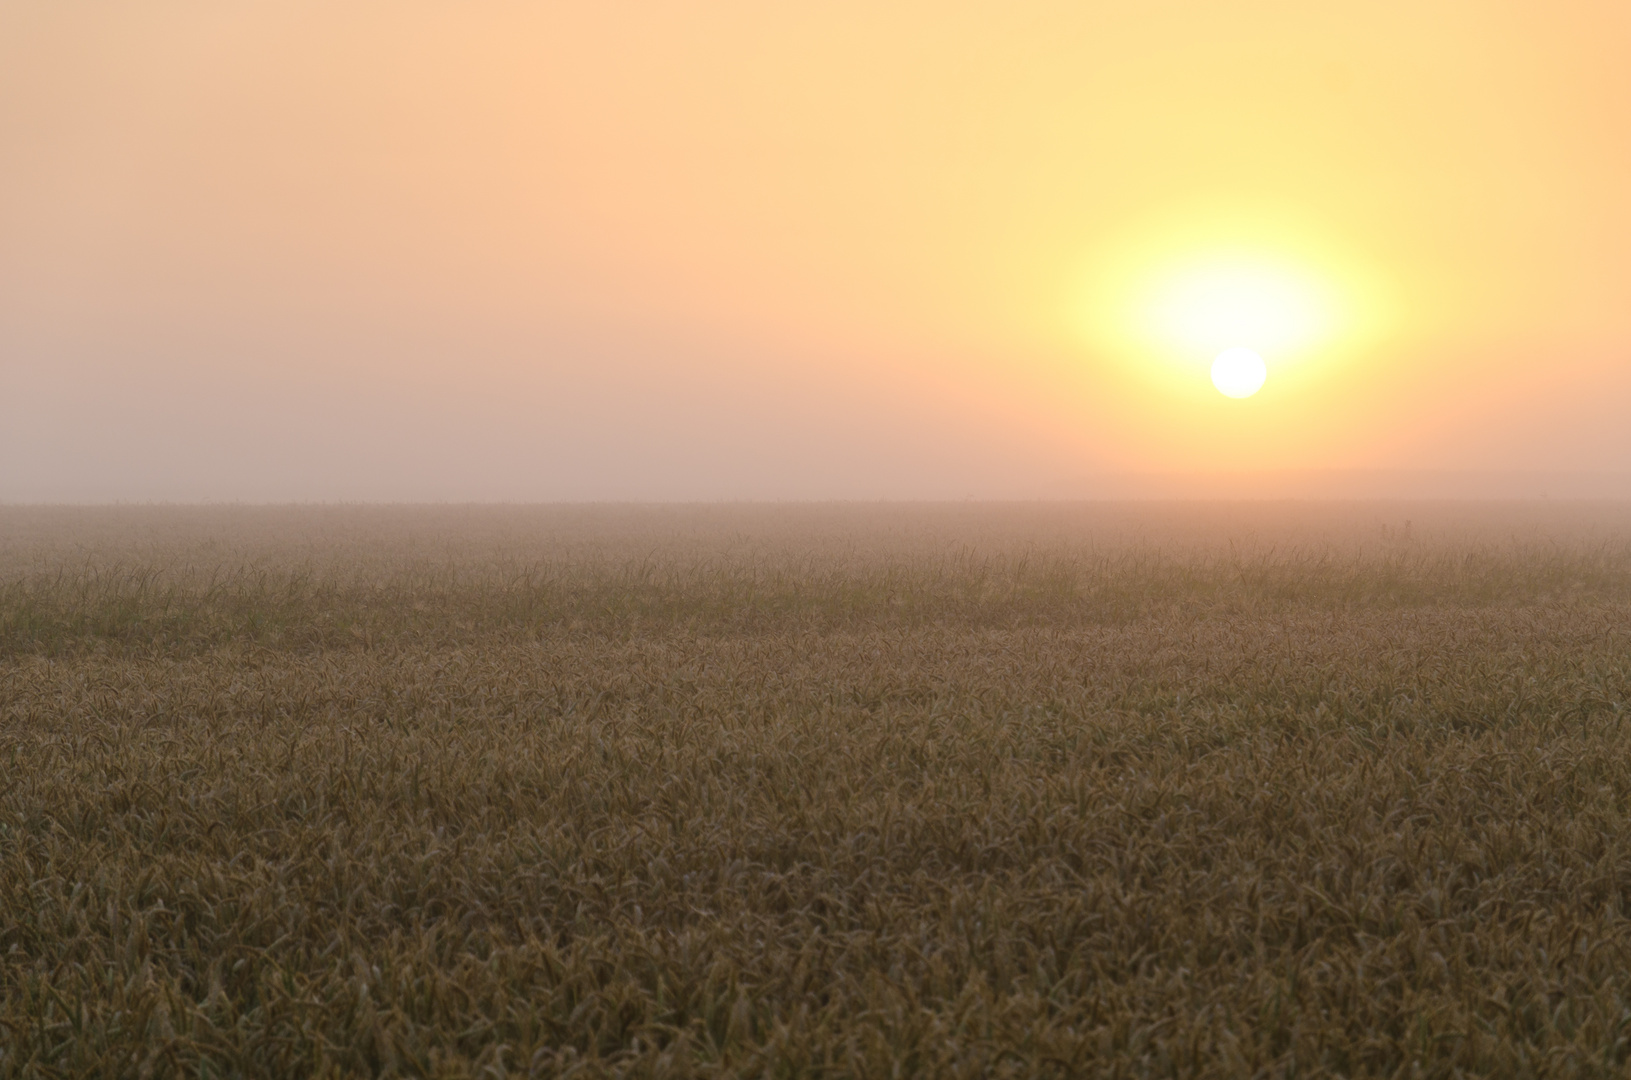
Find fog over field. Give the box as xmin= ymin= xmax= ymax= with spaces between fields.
xmin=6 ymin=4 xmax=1631 ymax=502
xmin=7 ymin=2 xmax=1631 ymax=1075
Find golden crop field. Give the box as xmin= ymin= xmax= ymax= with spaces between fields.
xmin=5 ymin=503 xmax=1631 ymax=1078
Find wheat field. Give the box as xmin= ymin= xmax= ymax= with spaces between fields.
xmin=4 ymin=503 xmax=1631 ymax=1078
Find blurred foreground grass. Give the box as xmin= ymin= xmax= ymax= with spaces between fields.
xmin=5 ymin=504 xmax=1631 ymax=1077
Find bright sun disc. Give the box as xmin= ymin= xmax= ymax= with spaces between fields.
xmin=1211 ymin=347 xmax=1266 ymax=398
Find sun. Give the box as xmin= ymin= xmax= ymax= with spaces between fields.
xmin=1071 ymin=215 xmax=1389 ymax=404
xmin=1134 ymin=257 xmax=1337 ymax=398
xmin=1210 ymin=347 xmax=1267 ymax=398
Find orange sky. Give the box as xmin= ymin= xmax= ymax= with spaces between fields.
xmin=3 ymin=1 xmax=1629 ymax=500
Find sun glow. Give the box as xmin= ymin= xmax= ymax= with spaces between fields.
xmin=1138 ymin=259 xmax=1335 ymax=361
xmin=1071 ymin=214 xmax=1392 ymax=412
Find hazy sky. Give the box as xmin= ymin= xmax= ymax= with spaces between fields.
xmin=4 ymin=1 xmax=1630 ymax=500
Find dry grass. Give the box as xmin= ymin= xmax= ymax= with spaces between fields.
xmin=4 ymin=503 xmax=1631 ymax=1078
